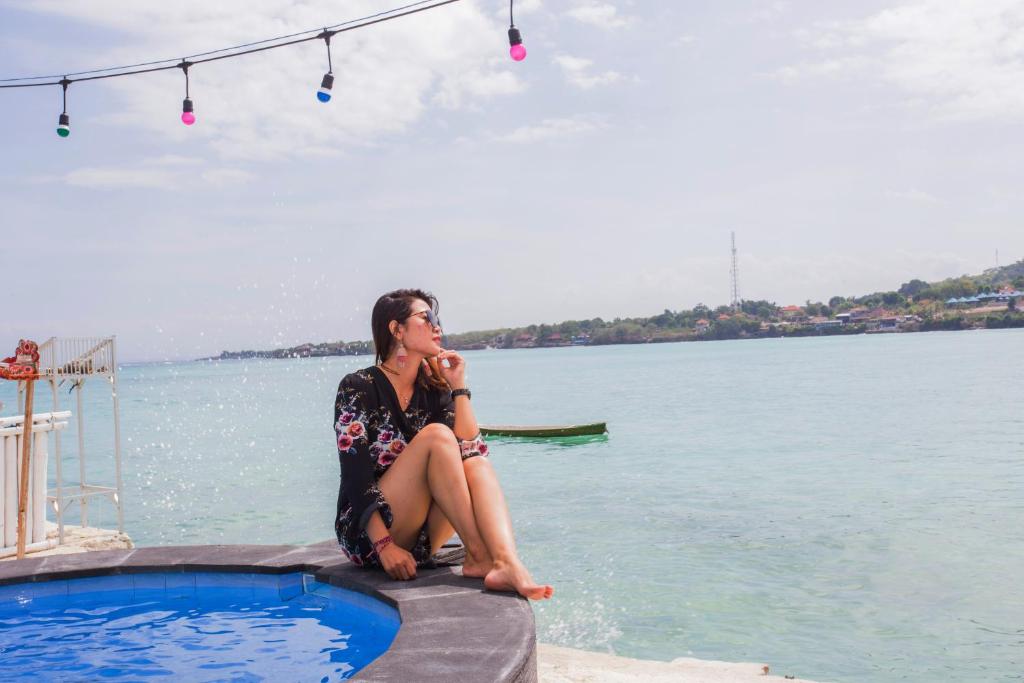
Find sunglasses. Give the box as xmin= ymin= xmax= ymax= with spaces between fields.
xmin=409 ymin=309 xmax=442 ymax=330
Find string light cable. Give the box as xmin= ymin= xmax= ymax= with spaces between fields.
xmin=0 ymin=0 xmax=529 ymax=136
xmin=1 ymin=0 xmax=451 ymax=86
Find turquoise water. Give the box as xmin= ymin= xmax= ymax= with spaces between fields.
xmin=0 ymin=572 xmax=399 ymax=681
xmin=2 ymin=329 xmax=1022 ymax=681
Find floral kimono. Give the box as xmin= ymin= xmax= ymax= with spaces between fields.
xmin=334 ymin=366 xmax=488 ymax=567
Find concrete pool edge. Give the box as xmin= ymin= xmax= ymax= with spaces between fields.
xmin=0 ymin=540 xmax=537 ymax=683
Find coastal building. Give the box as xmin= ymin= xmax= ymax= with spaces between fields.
xmin=811 ymin=318 xmax=843 ymax=331
xmin=951 ymin=289 xmax=1024 ymax=306
xmin=780 ymin=305 xmax=804 ymax=320
xmin=514 ymin=333 xmax=536 ymax=348
xmin=546 ymin=332 xmax=573 ymax=346
xmin=945 ymin=296 xmax=981 ymax=307
xmin=695 ymin=319 xmax=710 ymax=333
xmin=292 ymin=343 xmax=315 ymax=357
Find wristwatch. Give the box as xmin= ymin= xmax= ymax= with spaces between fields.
xmin=451 ymin=388 xmax=471 ymax=400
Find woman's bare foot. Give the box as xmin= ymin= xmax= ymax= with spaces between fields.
xmin=461 ymin=550 xmax=493 ymax=579
xmin=484 ymin=559 xmax=553 ymax=600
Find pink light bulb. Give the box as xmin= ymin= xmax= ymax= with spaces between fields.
xmin=510 ymin=43 xmax=527 ymax=61
xmin=181 ymin=111 xmax=196 ymax=126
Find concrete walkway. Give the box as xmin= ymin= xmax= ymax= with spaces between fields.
xmin=0 ymin=523 xmax=132 ymax=561
xmin=538 ymin=644 xmax=821 ymax=683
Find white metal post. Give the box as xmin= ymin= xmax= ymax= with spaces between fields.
xmin=76 ymin=378 xmax=87 ymax=527
xmin=50 ymin=379 xmax=65 ymax=543
xmin=111 ymin=336 xmax=124 ymax=533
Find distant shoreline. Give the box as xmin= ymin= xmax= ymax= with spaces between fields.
xmin=200 ymin=262 xmax=1024 ymax=361
xmin=197 ymin=319 xmax=1024 ymax=362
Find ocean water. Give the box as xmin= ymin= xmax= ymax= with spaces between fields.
xmin=2 ymin=329 xmax=1022 ymax=682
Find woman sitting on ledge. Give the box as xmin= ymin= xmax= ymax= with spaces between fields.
xmin=334 ymin=288 xmax=553 ymax=600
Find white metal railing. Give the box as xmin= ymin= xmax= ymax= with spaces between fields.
xmin=0 ymin=412 xmax=69 ymax=555
xmin=37 ymin=337 xmax=115 ymax=379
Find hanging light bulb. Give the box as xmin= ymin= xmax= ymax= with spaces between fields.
xmin=317 ymin=31 xmax=334 ymax=103
xmin=508 ymin=2 xmax=526 ymax=61
xmin=56 ymin=78 xmax=71 ymax=138
xmin=317 ymin=74 xmax=334 ymax=102
xmin=509 ymin=27 xmax=526 ymax=61
xmin=181 ymin=97 xmax=195 ymax=125
xmin=179 ymin=60 xmax=196 ymax=126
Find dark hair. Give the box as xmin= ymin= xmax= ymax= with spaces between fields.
xmin=371 ymin=288 xmax=447 ymax=389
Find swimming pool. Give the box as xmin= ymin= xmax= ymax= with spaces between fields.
xmin=0 ymin=543 xmax=538 ymax=682
xmin=0 ymin=571 xmax=399 ymax=681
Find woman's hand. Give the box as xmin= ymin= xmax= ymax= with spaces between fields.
xmin=437 ymin=349 xmax=467 ymax=390
xmin=378 ymin=543 xmax=417 ymax=581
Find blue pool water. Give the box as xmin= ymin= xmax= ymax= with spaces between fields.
xmin=0 ymin=572 xmax=399 ymax=681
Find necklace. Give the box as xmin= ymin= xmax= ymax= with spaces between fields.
xmin=377 ymin=363 xmax=413 ymax=408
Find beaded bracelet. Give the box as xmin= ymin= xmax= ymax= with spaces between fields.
xmin=372 ymin=535 xmax=393 ymax=554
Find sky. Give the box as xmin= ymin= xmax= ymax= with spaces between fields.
xmin=1 ymin=0 xmax=1022 ymax=361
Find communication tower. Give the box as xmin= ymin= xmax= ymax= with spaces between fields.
xmin=730 ymin=232 xmax=741 ymax=311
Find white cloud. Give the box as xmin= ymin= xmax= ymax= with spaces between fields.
xmin=553 ymin=54 xmax=622 ymax=89
xmin=433 ymin=67 xmax=525 ymax=108
xmin=145 ymin=154 xmax=205 ymax=167
xmin=776 ymin=0 xmax=1024 ymax=122
xmin=747 ymin=1 xmax=791 ymax=23
xmin=201 ymin=168 xmax=256 ymax=187
xmin=773 ymin=56 xmax=870 ymax=84
xmin=566 ymin=2 xmax=631 ymax=29
xmin=506 ymin=0 xmax=542 ymax=16
xmin=885 ymin=188 xmax=941 ymax=205
xmin=59 ymin=160 xmax=254 ymax=190
xmin=17 ymin=1 xmax=526 ymax=161
xmin=64 ymin=167 xmax=179 ymax=189
xmin=495 ymin=115 xmax=606 ymax=143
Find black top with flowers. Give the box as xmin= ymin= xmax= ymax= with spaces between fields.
xmin=333 ymin=366 xmax=488 ymax=555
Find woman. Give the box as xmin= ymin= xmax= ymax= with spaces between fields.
xmin=334 ymin=288 xmax=553 ymax=601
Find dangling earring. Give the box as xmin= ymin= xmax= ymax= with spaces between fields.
xmin=395 ymin=341 xmax=408 ymax=369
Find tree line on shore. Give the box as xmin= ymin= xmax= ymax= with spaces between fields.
xmin=210 ymin=259 xmax=1024 ymax=359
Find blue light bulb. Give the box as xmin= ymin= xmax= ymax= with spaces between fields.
xmin=317 ymin=73 xmax=334 ymax=103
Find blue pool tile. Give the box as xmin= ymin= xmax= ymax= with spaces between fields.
xmin=132 ymin=573 xmax=167 ymax=602
xmin=0 ymin=583 xmax=33 ymax=610
xmin=326 ymin=586 xmax=400 ymax=623
xmin=194 ymin=572 xmax=255 ymax=604
xmin=252 ymin=574 xmax=281 ymax=602
xmin=67 ymin=576 xmax=134 ymax=605
xmin=30 ymin=580 xmax=68 ymax=598
xmin=277 ymin=573 xmax=303 ymax=601
xmin=165 ymin=572 xmax=196 ymax=600
xmin=194 ymin=571 xmax=255 ymax=588
xmin=31 ymin=580 xmax=69 ymax=609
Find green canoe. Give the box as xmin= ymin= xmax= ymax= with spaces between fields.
xmin=479 ymin=422 xmax=608 ymax=437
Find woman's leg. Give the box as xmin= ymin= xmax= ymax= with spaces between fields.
xmin=378 ymin=423 xmax=489 ymax=567
xmin=463 ymin=456 xmax=554 ymax=600
xmin=425 ymin=502 xmax=454 ymax=554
